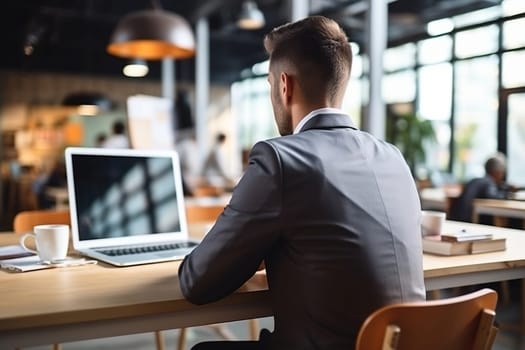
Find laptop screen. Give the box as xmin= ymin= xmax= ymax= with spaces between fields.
xmin=65 ymin=148 xmax=188 ymax=246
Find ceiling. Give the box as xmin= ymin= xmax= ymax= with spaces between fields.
xmin=0 ymin=0 xmax=499 ymax=85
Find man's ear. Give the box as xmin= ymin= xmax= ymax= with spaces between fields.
xmin=280 ymin=72 xmax=294 ymax=105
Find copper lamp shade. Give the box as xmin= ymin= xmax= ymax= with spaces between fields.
xmin=107 ymin=10 xmax=195 ymax=60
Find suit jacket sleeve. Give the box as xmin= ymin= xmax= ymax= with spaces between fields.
xmin=179 ymin=141 xmax=282 ymax=305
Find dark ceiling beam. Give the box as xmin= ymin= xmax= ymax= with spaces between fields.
xmin=187 ymin=0 xmax=244 ymax=22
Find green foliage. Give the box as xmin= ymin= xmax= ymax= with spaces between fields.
xmin=386 ymin=113 xmax=436 ymax=175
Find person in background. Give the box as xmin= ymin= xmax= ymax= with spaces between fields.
xmin=179 ymin=16 xmax=425 ymax=350
xmin=102 ymin=120 xmax=129 ymax=149
xmin=95 ymin=133 xmax=107 ymax=147
xmin=200 ymin=132 xmax=232 ymax=187
xmin=449 ymin=152 xmax=518 ymax=224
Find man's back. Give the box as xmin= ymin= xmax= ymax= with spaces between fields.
xmin=179 ymin=114 xmax=425 ymax=349
xmin=260 ymin=115 xmax=425 ymax=349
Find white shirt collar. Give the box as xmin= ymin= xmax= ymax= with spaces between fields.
xmin=293 ymin=108 xmax=346 ymax=134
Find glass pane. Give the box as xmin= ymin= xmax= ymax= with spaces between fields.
xmin=453 ymin=55 xmax=499 ymax=181
xmin=383 ymin=43 xmax=416 ymax=72
xmin=425 ymin=120 xmax=451 ymax=172
xmin=342 ymin=78 xmax=362 ymax=128
xmin=418 ymin=63 xmax=452 ymax=121
xmin=232 ymin=77 xmax=277 ymax=150
xmin=507 ymin=93 xmax=525 ymax=187
xmin=382 ymin=70 xmax=416 ymax=104
xmin=502 ymin=50 xmax=525 ymax=88
xmin=453 ymin=6 xmax=501 ymax=27
xmin=503 ymin=18 xmax=525 ymax=49
xmin=418 ymin=36 xmax=452 ymax=65
xmin=502 ymin=0 xmax=525 ymax=16
xmin=455 ymin=25 xmax=499 ymax=59
xmin=418 ymin=63 xmax=452 ymax=172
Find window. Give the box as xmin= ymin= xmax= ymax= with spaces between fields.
xmin=384 ymin=43 xmax=416 ymax=72
xmin=418 ymin=63 xmax=452 ymax=121
xmin=382 ymin=70 xmax=416 ymax=104
xmin=455 ymin=25 xmax=499 ymax=59
xmin=502 ymin=50 xmax=525 ymax=88
xmin=453 ymin=6 xmax=501 ymax=27
xmin=503 ymin=18 xmax=525 ymax=49
xmin=418 ymin=36 xmax=452 ymax=65
xmin=453 ymin=55 xmax=499 ymax=180
xmin=502 ymin=0 xmax=525 ymax=16
xmin=231 ymin=77 xmax=276 ymax=150
xmin=418 ymin=63 xmax=453 ymax=171
xmin=506 ymin=93 xmax=525 ymax=187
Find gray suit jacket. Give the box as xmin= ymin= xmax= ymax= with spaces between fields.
xmin=179 ymin=113 xmax=426 ymax=349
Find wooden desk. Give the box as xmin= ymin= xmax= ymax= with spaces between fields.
xmin=472 ymin=198 xmax=525 ymax=228
xmin=2 ymin=221 xmax=525 ymax=347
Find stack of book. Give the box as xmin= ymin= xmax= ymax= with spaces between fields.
xmin=422 ymin=229 xmax=506 ymax=256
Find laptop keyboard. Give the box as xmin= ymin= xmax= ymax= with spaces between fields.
xmin=97 ymin=242 xmax=197 ymax=257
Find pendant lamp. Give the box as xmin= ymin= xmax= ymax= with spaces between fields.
xmin=123 ymin=59 xmax=149 ymax=77
xmin=107 ymin=9 xmax=195 ymax=60
xmin=237 ymin=1 xmax=265 ymax=30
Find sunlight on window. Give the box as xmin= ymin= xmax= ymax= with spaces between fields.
xmin=502 ymin=50 xmax=525 ymax=88
xmin=418 ymin=36 xmax=452 ymax=65
xmin=455 ymin=25 xmax=499 ymax=59
xmin=418 ymin=63 xmax=452 ymax=121
xmin=383 ymin=44 xmax=415 ymax=72
xmin=454 ymin=56 xmax=499 ymax=180
xmin=382 ymin=71 xmax=416 ymax=104
xmin=453 ymin=6 xmax=501 ymax=27
xmin=507 ymin=93 xmax=525 ymax=187
xmin=502 ymin=0 xmax=525 ymax=16
xmin=232 ymin=77 xmax=276 ymax=149
xmin=503 ymin=18 xmax=525 ymax=49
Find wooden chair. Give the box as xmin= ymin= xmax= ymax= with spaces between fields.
xmin=12 ymin=210 xmax=166 ymax=350
xmin=193 ymin=185 xmax=224 ymax=197
xmin=178 ymin=204 xmax=261 ymax=350
xmin=13 ymin=210 xmax=71 ymax=234
xmin=355 ymin=288 xmax=498 ymax=350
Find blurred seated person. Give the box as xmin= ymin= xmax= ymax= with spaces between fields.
xmin=102 ymin=120 xmax=129 ymax=149
xmin=200 ymin=133 xmax=235 ymax=189
xmin=449 ymin=153 xmax=518 ymax=224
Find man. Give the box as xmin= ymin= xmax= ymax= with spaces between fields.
xmin=200 ymin=132 xmax=232 ymax=187
xmin=179 ymin=16 xmax=425 ymax=350
xmin=102 ymin=120 xmax=129 ymax=149
xmin=449 ymin=153 xmax=517 ymax=223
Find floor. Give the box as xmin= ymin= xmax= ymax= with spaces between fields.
xmin=22 ymin=281 xmax=525 ymax=350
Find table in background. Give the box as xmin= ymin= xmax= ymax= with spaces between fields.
xmin=472 ymin=198 xmax=525 ymax=228
xmin=419 ymin=186 xmax=461 ymax=214
xmin=2 ymin=221 xmax=525 ymax=347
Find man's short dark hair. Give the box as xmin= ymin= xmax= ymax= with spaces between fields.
xmin=264 ymin=16 xmax=352 ymax=104
xmin=113 ymin=120 xmax=125 ymax=135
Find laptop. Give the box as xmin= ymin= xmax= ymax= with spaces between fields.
xmin=64 ymin=147 xmax=198 ymax=266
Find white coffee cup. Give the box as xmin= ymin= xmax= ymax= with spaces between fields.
xmin=421 ymin=210 xmax=446 ymax=236
xmin=20 ymin=224 xmax=69 ymax=262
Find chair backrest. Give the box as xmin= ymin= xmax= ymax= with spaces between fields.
xmin=192 ymin=185 xmax=224 ymax=197
xmin=185 ymin=205 xmax=224 ymax=223
xmin=13 ymin=210 xmax=71 ymax=234
xmin=355 ymin=288 xmax=498 ymax=350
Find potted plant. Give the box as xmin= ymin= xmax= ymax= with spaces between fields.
xmin=386 ymin=111 xmax=436 ymax=177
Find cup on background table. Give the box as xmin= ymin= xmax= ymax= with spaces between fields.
xmin=19 ymin=224 xmax=69 ymax=262
xmin=421 ymin=210 xmax=446 ymax=236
